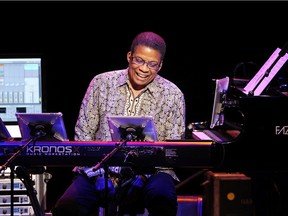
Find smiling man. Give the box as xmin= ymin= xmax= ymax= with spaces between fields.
xmin=53 ymin=31 xmax=186 ymax=216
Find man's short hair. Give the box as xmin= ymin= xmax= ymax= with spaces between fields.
xmin=130 ymin=31 xmax=166 ymax=61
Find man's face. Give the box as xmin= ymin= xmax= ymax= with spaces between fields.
xmin=127 ymin=45 xmax=162 ymax=90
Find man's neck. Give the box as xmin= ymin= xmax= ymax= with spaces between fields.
xmin=128 ymin=81 xmax=144 ymax=97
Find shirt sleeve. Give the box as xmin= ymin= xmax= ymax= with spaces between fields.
xmin=74 ymin=76 xmax=100 ymax=141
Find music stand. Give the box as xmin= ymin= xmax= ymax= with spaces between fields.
xmin=0 ymin=112 xmax=68 ymax=216
xmin=107 ymin=115 xmax=158 ymax=142
xmin=94 ymin=115 xmax=158 ymax=215
xmin=16 ymin=112 xmax=69 ymax=142
xmin=243 ymin=45 xmax=288 ymax=96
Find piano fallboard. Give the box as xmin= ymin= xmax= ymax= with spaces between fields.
xmin=0 ymin=140 xmax=214 ymax=169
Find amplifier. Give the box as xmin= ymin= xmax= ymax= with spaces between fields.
xmin=0 ymin=179 xmax=26 ymax=191
xmin=202 ymin=171 xmax=254 ymax=216
xmin=0 ymin=195 xmax=30 ymax=205
xmin=0 ymin=206 xmax=33 ymax=215
xmin=0 ymin=167 xmax=48 ymax=214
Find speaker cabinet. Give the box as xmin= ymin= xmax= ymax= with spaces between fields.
xmin=203 ymin=171 xmax=254 ymax=216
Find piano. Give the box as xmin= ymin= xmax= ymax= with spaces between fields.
xmin=0 ymin=140 xmax=215 ymax=170
xmin=203 ymin=85 xmax=288 ymax=216
xmin=211 ymin=87 xmax=288 ymax=173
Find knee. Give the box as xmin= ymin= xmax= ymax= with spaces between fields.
xmin=144 ymin=174 xmax=177 ymax=206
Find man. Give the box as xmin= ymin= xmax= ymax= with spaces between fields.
xmin=52 ymin=31 xmax=186 ymax=216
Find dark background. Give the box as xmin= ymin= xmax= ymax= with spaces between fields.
xmin=1 ymin=1 xmax=288 ymax=212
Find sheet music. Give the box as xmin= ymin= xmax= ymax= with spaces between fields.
xmin=192 ymin=131 xmax=212 ymax=140
xmin=243 ymin=48 xmax=288 ymax=96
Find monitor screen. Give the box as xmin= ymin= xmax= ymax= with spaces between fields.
xmin=210 ymin=77 xmax=230 ymax=129
xmin=0 ymin=58 xmax=43 ymax=123
xmin=4 ymin=125 xmax=21 ymax=139
xmin=107 ymin=115 xmax=158 ymax=142
xmin=0 ymin=117 xmax=12 ymax=141
xmin=16 ymin=112 xmax=69 ymax=142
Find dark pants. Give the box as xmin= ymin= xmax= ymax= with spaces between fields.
xmin=52 ymin=172 xmax=178 ymax=216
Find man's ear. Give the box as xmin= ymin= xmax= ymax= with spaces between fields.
xmin=127 ymin=51 xmax=132 ymax=63
xmin=157 ymin=61 xmax=163 ymax=71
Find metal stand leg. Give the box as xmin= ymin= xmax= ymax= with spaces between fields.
xmin=15 ymin=166 xmax=44 ymax=216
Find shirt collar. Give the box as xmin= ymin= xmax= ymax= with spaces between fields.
xmin=116 ymin=68 xmax=159 ymax=97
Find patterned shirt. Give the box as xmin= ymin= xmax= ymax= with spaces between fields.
xmin=73 ymin=68 xmax=186 ymax=180
xmin=74 ymin=68 xmax=186 ymax=141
